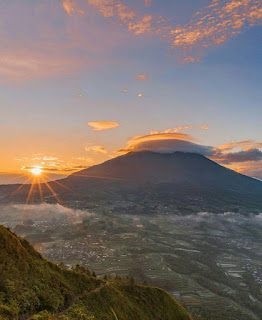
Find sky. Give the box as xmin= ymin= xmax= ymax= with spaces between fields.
xmin=0 ymin=0 xmax=262 ymax=183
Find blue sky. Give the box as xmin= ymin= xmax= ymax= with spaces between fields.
xmin=0 ymin=0 xmax=262 ymax=181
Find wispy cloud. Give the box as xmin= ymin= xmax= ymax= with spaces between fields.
xmin=16 ymin=153 xmax=90 ymax=173
xmin=229 ymin=161 xmax=262 ymax=179
xmin=215 ymin=148 xmax=262 ymax=164
xmin=0 ymin=49 xmax=85 ymax=81
xmin=62 ymin=0 xmax=85 ymax=16
xmin=217 ymin=140 xmax=262 ymax=152
xmin=167 ymin=0 xmax=262 ymax=62
xmin=85 ymin=145 xmax=107 ymax=154
xmin=150 ymin=124 xmax=208 ymax=135
xmin=86 ymin=0 xmax=154 ymax=35
xmin=82 ymin=0 xmax=262 ymax=63
xmin=73 ymin=156 xmax=94 ymax=163
xmin=87 ymin=121 xmax=120 ymax=131
xmin=136 ymin=73 xmax=150 ymax=80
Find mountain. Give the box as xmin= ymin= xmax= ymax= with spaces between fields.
xmin=63 ymin=151 xmax=262 ymax=213
xmin=0 ymin=224 xmax=192 ymax=320
xmin=1 ymin=151 xmax=262 ymax=213
xmin=68 ymin=151 xmax=262 ymax=190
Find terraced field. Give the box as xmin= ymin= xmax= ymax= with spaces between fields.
xmin=1 ymin=204 xmax=262 ymax=319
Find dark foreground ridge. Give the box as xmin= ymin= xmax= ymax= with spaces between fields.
xmin=0 ymin=224 xmax=192 ymax=320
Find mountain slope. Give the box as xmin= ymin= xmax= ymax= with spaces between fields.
xmin=63 ymin=151 xmax=262 ymax=213
xmin=68 ymin=151 xmax=262 ymax=191
xmin=1 ymin=151 xmax=262 ymax=213
xmin=0 ymin=225 xmax=192 ymax=320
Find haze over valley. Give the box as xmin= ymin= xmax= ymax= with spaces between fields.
xmin=1 ymin=0 xmax=262 ymax=319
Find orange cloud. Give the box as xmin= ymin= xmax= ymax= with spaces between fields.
xmin=58 ymin=0 xmax=262 ymax=64
xmin=129 ymin=133 xmax=198 ymax=144
xmin=85 ymin=145 xmax=107 ymax=154
xmin=62 ymin=0 xmax=85 ymax=16
xmin=167 ymin=0 xmax=262 ymax=62
xmin=127 ymin=14 xmax=153 ymax=35
xmin=87 ymin=121 xmax=120 ymax=131
xmin=150 ymin=124 xmax=208 ymax=135
xmin=118 ymin=132 xmax=199 ymax=154
xmin=136 ymin=73 xmax=150 ymax=80
xmin=227 ymin=161 xmax=262 ymax=179
xmin=16 ymin=154 xmax=89 ymax=174
xmin=83 ymin=0 xmax=262 ymax=63
xmin=86 ymin=0 xmax=154 ymax=35
xmin=217 ymin=140 xmax=262 ymax=152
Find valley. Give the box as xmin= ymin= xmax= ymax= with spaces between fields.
xmin=1 ymin=204 xmax=262 ymax=319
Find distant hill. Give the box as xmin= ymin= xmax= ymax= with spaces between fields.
xmin=0 ymin=224 xmax=192 ymax=320
xmin=1 ymin=151 xmax=262 ymax=213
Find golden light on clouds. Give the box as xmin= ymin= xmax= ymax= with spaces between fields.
xmin=128 ymin=132 xmax=198 ymax=145
xmin=118 ymin=132 xmax=199 ymax=154
xmin=167 ymin=0 xmax=262 ymax=62
xmin=70 ymin=0 xmax=262 ymax=63
xmin=85 ymin=146 xmax=107 ymax=154
xmin=136 ymin=73 xmax=149 ymax=80
xmin=17 ymin=154 xmax=89 ymax=175
xmin=62 ymin=0 xmax=85 ymax=16
xmin=116 ymin=124 xmax=209 ymax=154
xmin=217 ymin=140 xmax=262 ymax=152
xmin=86 ymin=0 xmax=154 ymax=35
xmin=150 ymin=124 xmax=209 ymax=135
xmin=87 ymin=121 xmax=120 ymax=131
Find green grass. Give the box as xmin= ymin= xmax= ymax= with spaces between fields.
xmin=62 ymin=282 xmax=192 ymax=320
xmin=0 ymin=225 xmax=192 ymax=320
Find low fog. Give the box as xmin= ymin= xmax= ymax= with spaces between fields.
xmin=0 ymin=202 xmax=262 ymax=229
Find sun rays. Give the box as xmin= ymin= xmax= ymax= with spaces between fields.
xmin=9 ymin=167 xmax=86 ymax=234
xmin=9 ymin=166 xmax=148 ymax=236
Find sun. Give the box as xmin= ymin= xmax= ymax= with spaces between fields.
xmin=30 ymin=167 xmax=42 ymax=176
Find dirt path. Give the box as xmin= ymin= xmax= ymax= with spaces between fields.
xmin=25 ymin=282 xmax=107 ymax=320
xmin=57 ymin=282 xmax=107 ymax=317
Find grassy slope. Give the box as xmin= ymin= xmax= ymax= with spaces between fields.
xmin=0 ymin=225 xmax=192 ymax=320
xmin=61 ymin=282 xmax=192 ymax=320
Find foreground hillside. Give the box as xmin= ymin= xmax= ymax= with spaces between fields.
xmin=0 ymin=225 xmax=192 ymax=320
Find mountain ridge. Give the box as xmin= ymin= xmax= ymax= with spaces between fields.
xmin=0 ymin=151 xmax=262 ymax=213
xmin=61 ymin=151 xmax=262 ymax=213
xmin=0 ymin=224 xmax=193 ymax=320
xmin=69 ymin=151 xmax=261 ymax=186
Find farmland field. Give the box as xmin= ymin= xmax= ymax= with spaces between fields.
xmin=1 ymin=204 xmax=262 ymax=319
